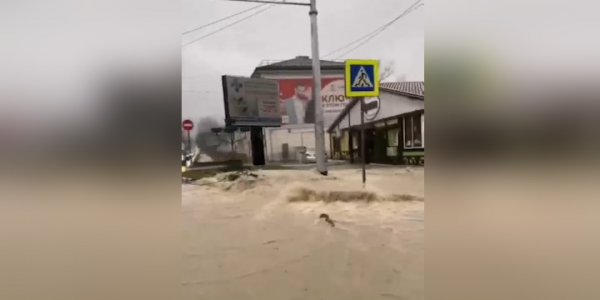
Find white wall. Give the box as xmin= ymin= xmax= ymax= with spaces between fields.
xmin=264 ymin=125 xmax=331 ymax=162
xmin=338 ymin=91 xmax=424 ymax=129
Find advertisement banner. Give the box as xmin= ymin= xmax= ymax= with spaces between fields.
xmin=222 ymin=75 xmax=281 ymax=127
xmin=277 ymin=78 xmax=351 ymax=126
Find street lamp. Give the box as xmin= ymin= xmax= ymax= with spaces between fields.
xmin=224 ymin=0 xmax=328 ymax=175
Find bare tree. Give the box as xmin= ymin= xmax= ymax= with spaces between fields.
xmin=380 ymin=61 xmax=395 ymax=82
xmin=395 ymin=73 xmax=407 ymax=82
xmin=194 ymin=116 xmax=249 ymax=162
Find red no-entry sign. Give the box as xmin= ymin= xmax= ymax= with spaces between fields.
xmin=182 ymin=119 xmax=194 ymax=131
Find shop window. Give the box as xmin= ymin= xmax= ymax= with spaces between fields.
xmin=403 ymin=113 xmax=424 ymax=149
xmin=387 ymin=128 xmax=399 ymax=147
xmin=403 ymin=117 xmax=412 ymax=148
xmin=421 ymin=114 xmax=425 ymax=147
xmin=386 ymin=128 xmax=399 ymax=157
xmin=413 ymin=114 xmax=422 ymax=147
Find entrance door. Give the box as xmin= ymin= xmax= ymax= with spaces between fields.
xmin=282 ymin=143 xmax=289 ymax=161
xmin=332 ymin=137 xmax=341 ymax=159
xmin=373 ymin=128 xmax=388 ymax=163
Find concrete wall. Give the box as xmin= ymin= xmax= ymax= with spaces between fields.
xmin=264 ymin=125 xmax=331 ymax=162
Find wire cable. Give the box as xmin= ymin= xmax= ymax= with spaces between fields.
xmin=182 ymin=3 xmax=268 ymax=35
xmin=334 ymin=3 xmax=422 ymax=59
xmin=323 ymin=0 xmax=423 ymax=58
xmin=183 ymin=5 xmax=274 ymax=47
xmin=330 ymin=1 xmax=422 ymax=58
xmin=334 ymin=3 xmax=423 ymax=59
xmin=324 ymin=0 xmax=422 ymax=57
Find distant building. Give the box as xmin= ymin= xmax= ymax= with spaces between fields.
xmin=251 ymin=56 xmax=349 ymax=162
xmin=251 ymin=55 xmax=348 ymax=127
xmin=327 ymin=81 xmax=425 ymax=165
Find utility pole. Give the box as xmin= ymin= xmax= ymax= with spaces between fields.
xmin=308 ymin=0 xmax=327 ymax=175
xmin=224 ymin=0 xmax=328 ymax=175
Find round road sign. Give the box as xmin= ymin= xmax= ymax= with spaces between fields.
xmin=363 ymin=97 xmax=380 ymax=121
xmin=182 ymin=119 xmax=194 ymax=131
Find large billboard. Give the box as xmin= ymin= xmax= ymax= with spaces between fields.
xmin=222 ymin=75 xmax=281 ymax=127
xmin=277 ymin=78 xmax=351 ymax=126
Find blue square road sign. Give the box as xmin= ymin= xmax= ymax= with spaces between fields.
xmin=350 ymin=65 xmax=375 ymax=92
xmin=345 ymin=60 xmax=380 ymax=97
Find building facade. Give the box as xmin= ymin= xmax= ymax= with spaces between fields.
xmin=251 ymin=56 xmax=351 ymax=162
xmin=327 ymin=82 xmax=425 ymax=165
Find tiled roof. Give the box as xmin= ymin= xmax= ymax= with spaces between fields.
xmin=254 ymin=56 xmax=345 ymax=71
xmin=381 ymin=81 xmax=424 ymax=99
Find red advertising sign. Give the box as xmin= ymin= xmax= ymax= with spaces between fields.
xmin=182 ymin=119 xmax=194 ymax=131
xmin=276 ymin=78 xmax=351 ymax=125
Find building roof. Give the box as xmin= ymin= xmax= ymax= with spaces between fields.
xmin=380 ymin=81 xmax=424 ymax=99
xmin=253 ymin=56 xmax=345 ymax=71
xmin=327 ymin=81 xmax=425 ymax=133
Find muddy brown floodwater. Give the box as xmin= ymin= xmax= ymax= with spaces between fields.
xmin=182 ymin=166 xmax=424 ymax=300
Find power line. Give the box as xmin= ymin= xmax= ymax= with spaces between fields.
xmin=182 ymin=3 xmax=268 ymax=36
xmin=334 ymin=3 xmax=423 ymax=59
xmin=335 ymin=2 xmax=423 ymax=58
xmin=332 ymin=1 xmax=422 ymax=58
xmin=323 ymin=0 xmax=423 ymax=58
xmin=182 ymin=5 xmax=274 ymax=47
xmin=324 ymin=0 xmax=422 ymax=58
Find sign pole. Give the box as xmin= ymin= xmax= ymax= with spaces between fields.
xmin=187 ymin=130 xmax=191 ymax=152
xmin=360 ymin=97 xmax=366 ymax=185
xmin=344 ymin=59 xmax=379 ymax=186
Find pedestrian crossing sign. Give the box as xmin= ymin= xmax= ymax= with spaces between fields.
xmin=345 ymin=59 xmax=380 ymax=97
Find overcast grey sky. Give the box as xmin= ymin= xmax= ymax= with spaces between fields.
xmin=182 ymin=0 xmax=424 ymax=125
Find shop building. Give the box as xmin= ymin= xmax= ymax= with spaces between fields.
xmin=327 ymin=81 xmax=425 ymax=165
xmin=251 ymin=56 xmax=351 ymax=162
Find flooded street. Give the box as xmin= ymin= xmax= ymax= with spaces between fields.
xmin=182 ymin=166 xmax=424 ymax=300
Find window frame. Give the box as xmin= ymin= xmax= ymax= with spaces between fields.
xmin=412 ymin=114 xmax=423 ymax=148
xmin=403 ymin=112 xmax=424 ymax=149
